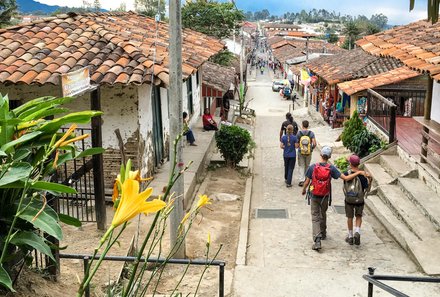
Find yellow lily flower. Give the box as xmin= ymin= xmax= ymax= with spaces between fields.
xmin=196 ymin=194 xmax=211 ymax=209
xmin=112 ymin=170 xmax=153 ymax=203
xmin=54 ymin=124 xmax=77 ymax=148
xmin=111 ymin=179 xmax=166 ymax=228
xmin=180 ymin=211 xmax=191 ymax=225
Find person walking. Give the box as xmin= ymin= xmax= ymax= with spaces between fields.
xmin=279 ymin=112 xmax=298 ymax=141
xmin=183 ymin=112 xmax=197 ymax=146
xmin=280 ymin=125 xmax=298 ymax=188
xmin=296 ymin=120 xmax=316 ymax=186
xmin=343 ymin=154 xmax=372 ymax=246
xmin=301 ymin=146 xmax=367 ymax=251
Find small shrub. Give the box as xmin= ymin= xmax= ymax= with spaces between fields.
xmin=341 ymin=110 xmax=366 ymax=149
xmin=215 ymin=125 xmax=253 ymax=167
xmin=348 ymin=129 xmax=381 ymax=158
xmin=334 ymin=156 xmax=349 ymax=172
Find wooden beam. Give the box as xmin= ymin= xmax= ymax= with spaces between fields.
xmin=421 ymin=76 xmax=433 ymax=161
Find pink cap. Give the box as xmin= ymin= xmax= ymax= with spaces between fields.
xmin=349 ymin=155 xmax=360 ymax=166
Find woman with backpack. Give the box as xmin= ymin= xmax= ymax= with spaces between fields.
xmin=280 ymin=124 xmax=298 ymax=188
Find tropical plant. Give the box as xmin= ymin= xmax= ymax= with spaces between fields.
xmin=215 ymin=125 xmax=253 ymax=167
xmin=341 ymin=110 xmax=365 ymax=149
xmin=182 ymin=0 xmax=245 ymax=40
xmin=410 ymin=0 xmax=440 ymax=23
xmin=77 ymin=135 xmax=221 ymax=296
xmin=135 ymin=0 xmax=166 ymax=20
xmin=348 ymin=129 xmax=382 ymax=158
xmin=342 ymin=21 xmax=361 ymax=50
xmin=334 ymin=156 xmax=349 ymax=172
xmin=0 ymin=94 xmax=103 ymax=292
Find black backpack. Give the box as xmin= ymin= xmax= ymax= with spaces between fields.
xmin=343 ymin=170 xmax=366 ymax=204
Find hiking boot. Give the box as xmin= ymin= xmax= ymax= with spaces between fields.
xmin=298 ymin=181 xmax=304 ymax=186
xmin=312 ymin=239 xmax=321 ymax=251
xmin=321 ymin=233 xmax=327 ymax=240
xmin=354 ymin=232 xmax=361 ymax=245
xmin=286 ymin=184 xmax=292 ymax=188
xmin=345 ymin=236 xmax=354 ymax=245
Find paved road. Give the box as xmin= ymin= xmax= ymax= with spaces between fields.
xmin=231 ymin=69 xmax=440 ymax=296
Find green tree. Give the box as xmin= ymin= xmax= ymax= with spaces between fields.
xmin=0 ymin=0 xmax=16 ymax=27
xmin=327 ymin=33 xmax=339 ymax=43
xmin=342 ymin=21 xmax=360 ymax=50
xmin=182 ymin=0 xmax=245 ymax=40
xmin=93 ymin=0 xmax=100 ymax=12
xmin=135 ymin=0 xmax=166 ymax=20
xmin=244 ymin=10 xmax=253 ymax=21
xmin=115 ymin=1 xmax=127 ymax=11
xmin=370 ymin=13 xmax=388 ymax=29
xmin=210 ymin=49 xmax=235 ymax=66
xmin=410 ymin=0 xmax=440 ymax=23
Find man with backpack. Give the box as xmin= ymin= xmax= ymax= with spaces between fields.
xmin=279 ymin=112 xmax=298 ymax=141
xmin=296 ymin=120 xmax=316 ymax=186
xmin=343 ymin=155 xmax=372 ymax=246
xmin=301 ymin=146 xmax=367 ymax=251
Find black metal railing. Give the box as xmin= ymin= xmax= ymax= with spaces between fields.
xmin=56 ymin=127 xmax=97 ymax=222
xmin=59 ymin=253 xmax=226 ymax=297
xmin=367 ymin=89 xmax=397 ymax=143
xmin=364 ymin=267 xmax=440 ymax=297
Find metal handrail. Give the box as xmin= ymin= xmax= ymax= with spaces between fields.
xmin=367 ymin=89 xmax=397 ymax=107
xmin=59 ymin=253 xmax=225 ymax=297
xmin=363 ymin=267 xmax=440 ymax=297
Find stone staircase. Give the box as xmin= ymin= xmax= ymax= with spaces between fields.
xmin=364 ymin=147 xmax=440 ymax=275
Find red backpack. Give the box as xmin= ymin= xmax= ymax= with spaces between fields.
xmin=311 ymin=163 xmax=332 ymax=197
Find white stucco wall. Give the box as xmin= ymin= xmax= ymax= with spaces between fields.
xmin=190 ymin=72 xmax=202 ymax=126
xmin=0 ymin=84 xmax=139 ymax=149
xmin=431 ymin=81 xmax=440 ymax=123
xmin=138 ymin=84 xmax=154 ymax=177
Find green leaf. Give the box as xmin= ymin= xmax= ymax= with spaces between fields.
xmin=31 ymin=181 xmax=77 ymax=194
xmin=37 ymin=111 xmax=103 ymax=134
xmin=13 ymin=148 xmax=32 ymax=161
xmin=58 ymin=214 xmax=82 ymax=227
xmin=21 ymin=107 xmax=68 ymax=122
xmin=10 ymin=231 xmax=55 ymax=262
xmin=0 ymin=150 xmax=6 ymax=157
xmin=18 ymin=201 xmax=63 ymax=240
xmin=76 ymin=147 xmax=105 ymax=158
xmin=0 ymin=264 xmax=14 ymax=292
xmin=1 ymin=131 xmax=43 ymax=153
xmin=12 ymin=96 xmax=55 ymax=116
xmin=0 ymin=162 xmax=32 ymax=187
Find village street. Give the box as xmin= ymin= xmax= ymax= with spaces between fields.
xmin=230 ymin=62 xmax=440 ymax=296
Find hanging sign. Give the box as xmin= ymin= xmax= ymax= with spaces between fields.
xmin=61 ymin=67 xmax=91 ymax=97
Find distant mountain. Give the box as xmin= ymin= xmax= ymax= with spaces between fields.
xmin=16 ymin=0 xmax=62 ymax=14
xmin=16 ymin=0 xmax=107 ymax=15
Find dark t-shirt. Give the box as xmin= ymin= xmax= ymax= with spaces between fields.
xmin=343 ymin=171 xmax=369 ymax=190
xmin=305 ymin=163 xmax=341 ymax=180
xmin=281 ymin=120 xmax=298 ymax=136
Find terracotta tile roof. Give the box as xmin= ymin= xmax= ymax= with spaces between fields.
xmin=270 ymin=38 xmax=345 ymax=57
xmin=0 ymin=12 xmax=224 ymax=86
xmin=273 ymin=44 xmax=304 ymax=63
xmin=357 ymin=19 xmax=440 ymax=81
xmin=202 ymin=61 xmax=235 ymax=92
xmin=337 ymin=66 xmax=420 ymax=95
xmin=306 ymin=48 xmax=403 ymax=84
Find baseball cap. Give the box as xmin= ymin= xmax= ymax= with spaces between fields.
xmin=320 ymin=146 xmax=332 ymax=158
xmin=349 ymin=154 xmax=361 ymax=166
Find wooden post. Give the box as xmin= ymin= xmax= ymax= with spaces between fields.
xmin=421 ymin=76 xmax=433 ymax=162
xmin=90 ymin=86 xmax=107 ymax=230
xmin=389 ymin=105 xmax=396 ymax=143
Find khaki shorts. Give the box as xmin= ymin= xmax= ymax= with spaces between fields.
xmin=345 ymin=202 xmax=364 ymax=218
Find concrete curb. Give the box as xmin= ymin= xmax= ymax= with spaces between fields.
xmin=235 ymin=121 xmax=256 ymax=266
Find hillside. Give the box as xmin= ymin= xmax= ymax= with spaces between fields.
xmin=16 ymin=0 xmax=62 ymax=14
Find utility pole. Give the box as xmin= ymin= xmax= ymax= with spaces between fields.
xmin=305 ymin=36 xmax=309 ymax=63
xmin=169 ymin=0 xmax=185 ymax=258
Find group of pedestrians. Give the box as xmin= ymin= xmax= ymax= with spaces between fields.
xmin=279 ymin=112 xmax=372 ymax=252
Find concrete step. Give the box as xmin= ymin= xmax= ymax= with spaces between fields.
xmin=366 ymin=195 xmax=440 ymax=275
xmin=398 ymin=177 xmax=440 ymax=231
xmin=364 ymin=163 xmax=394 ymax=188
xmin=366 ymin=194 xmax=417 ymax=249
xmin=377 ymin=185 xmax=437 ymax=240
xmin=379 ymin=155 xmax=412 ymax=178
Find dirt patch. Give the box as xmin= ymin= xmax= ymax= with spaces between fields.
xmin=8 ymin=166 xmax=247 ymax=296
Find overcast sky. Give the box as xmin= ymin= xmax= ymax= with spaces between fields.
xmin=37 ymin=0 xmax=428 ymax=25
